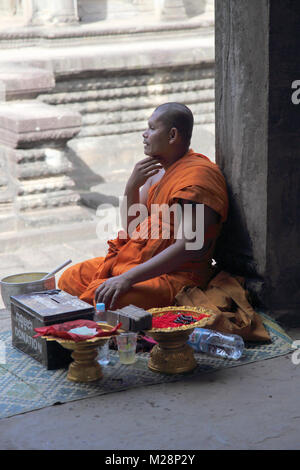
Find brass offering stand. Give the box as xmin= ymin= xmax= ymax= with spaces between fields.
xmin=44 ymin=323 xmax=118 ymax=383
xmin=147 ymin=306 xmax=216 ymax=375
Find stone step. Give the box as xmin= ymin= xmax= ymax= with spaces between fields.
xmin=0 ymin=101 xmax=81 ymax=149
xmin=14 ymin=148 xmax=47 ymax=165
xmin=17 ymin=176 xmax=75 ymax=196
xmin=0 ymin=17 xmax=214 ymax=50
xmin=161 ymin=0 xmax=188 ymax=21
xmin=50 ymin=68 xmax=215 ymax=94
xmin=17 ymin=157 xmax=72 ymax=180
xmin=56 ymin=91 xmax=215 ymax=116
xmin=39 ymin=79 xmax=215 ymax=105
xmin=0 ymin=65 xmax=55 ymax=101
xmin=16 ymin=189 xmax=80 ymax=212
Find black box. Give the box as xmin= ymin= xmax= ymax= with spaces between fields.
xmin=10 ymin=289 xmax=95 ymax=370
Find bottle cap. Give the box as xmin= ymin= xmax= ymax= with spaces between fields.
xmin=96 ymin=303 xmax=105 ymax=312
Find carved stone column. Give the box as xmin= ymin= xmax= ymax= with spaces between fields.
xmin=183 ymin=0 xmax=206 ymax=18
xmin=77 ymin=0 xmax=107 ymax=22
xmin=30 ymin=0 xmax=79 ymax=25
xmin=0 ymin=0 xmax=22 ymax=16
xmin=161 ymin=0 xmax=187 ymax=21
xmin=204 ymin=0 xmax=214 ymax=13
xmin=132 ymin=0 xmax=155 ymax=14
xmin=106 ymin=0 xmax=142 ymax=20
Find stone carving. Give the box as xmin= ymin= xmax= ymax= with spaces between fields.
xmin=161 ymin=0 xmax=187 ymax=21
xmin=0 ymin=100 xmax=94 ymax=229
xmin=77 ymin=0 xmax=107 ymax=22
xmin=39 ymin=65 xmax=215 ymax=139
xmin=0 ymin=66 xmax=55 ymax=101
xmin=30 ymin=0 xmax=79 ymax=25
xmin=0 ymin=101 xmax=81 ymax=142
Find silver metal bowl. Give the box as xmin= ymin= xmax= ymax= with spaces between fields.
xmin=0 ymin=272 xmax=56 ymax=311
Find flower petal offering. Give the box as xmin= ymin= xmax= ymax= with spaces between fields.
xmin=148 ymin=306 xmax=216 ymax=333
xmin=151 ymin=311 xmax=209 ymax=329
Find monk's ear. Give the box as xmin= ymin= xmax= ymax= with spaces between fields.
xmin=169 ymin=127 xmax=179 ymax=144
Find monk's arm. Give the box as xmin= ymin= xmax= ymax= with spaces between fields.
xmin=120 ymin=157 xmax=162 ymax=234
xmin=123 ymin=203 xmax=218 ymax=285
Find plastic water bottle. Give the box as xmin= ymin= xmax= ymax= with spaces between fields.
xmin=95 ymin=302 xmax=106 ymax=322
xmin=95 ymin=303 xmax=110 ymax=366
xmin=187 ymin=328 xmax=244 ymax=360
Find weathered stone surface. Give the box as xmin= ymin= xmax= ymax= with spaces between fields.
xmin=215 ymin=0 xmax=269 ymax=280
xmin=161 ymin=0 xmax=187 ymax=21
xmin=184 ymin=0 xmax=206 ymax=17
xmin=0 ymin=101 xmax=81 ymax=134
xmin=30 ymin=0 xmax=79 ymax=25
xmin=77 ymin=0 xmax=107 ymax=22
xmin=78 ymin=0 xmax=156 ymax=22
xmin=0 ymin=101 xmax=81 ymax=148
xmin=215 ymin=0 xmax=300 ymax=323
xmin=0 ymin=31 xmax=214 ymax=75
xmin=0 ymin=19 xmax=214 ymax=51
xmin=0 ymin=65 xmax=55 ymax=100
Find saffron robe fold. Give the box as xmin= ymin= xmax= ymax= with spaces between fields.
xmin=58 ymin=149 xmax=229 ymax=309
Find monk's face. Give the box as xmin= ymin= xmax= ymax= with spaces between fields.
xmin=142 ymin=110 xmax=170 ymax=159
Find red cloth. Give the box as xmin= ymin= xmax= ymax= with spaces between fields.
xmin=33 ymin=319 xmax=122 ymax=343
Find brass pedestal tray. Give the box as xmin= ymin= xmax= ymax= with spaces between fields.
xmin=44 ymin=323 xmax=118 ymax=383
xmin=147 ymin=306 xmax=216 ymax=375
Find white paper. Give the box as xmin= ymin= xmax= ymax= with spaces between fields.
xmin=69 ymin=327 xmax=98 ymax=336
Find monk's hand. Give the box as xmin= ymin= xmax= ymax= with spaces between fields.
xmin=94 ymin=275 xmax=133 ymax=310
xmin=128 ymin=156 xmax=162 ymax=188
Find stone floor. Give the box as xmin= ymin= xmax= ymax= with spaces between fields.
xmin=0 ymin=236 xmax=109 ymax=308
xmin=0 ymin=234 xmax=300 ymax=450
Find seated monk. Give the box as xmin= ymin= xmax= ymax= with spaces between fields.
xmin=58 ymin=102 xmax=229 ymax=310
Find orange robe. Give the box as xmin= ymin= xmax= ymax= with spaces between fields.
xmin=58 ymin=149 xmax=228 ymax=309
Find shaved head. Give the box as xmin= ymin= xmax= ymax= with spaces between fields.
xmin=154 ymin=102 xmax=194 ymax=146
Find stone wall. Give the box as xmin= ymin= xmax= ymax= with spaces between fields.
xmin=215 ymin=0 xmax=300 ymax=323
xmin=39 ymin=65 xmax=214 ymax=140
xmin=0 ymin=0 xmax=215 ymax=247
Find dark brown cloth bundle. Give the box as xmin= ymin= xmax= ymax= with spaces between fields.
xmin=175 ymin=271 xmax=271 ymax=342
